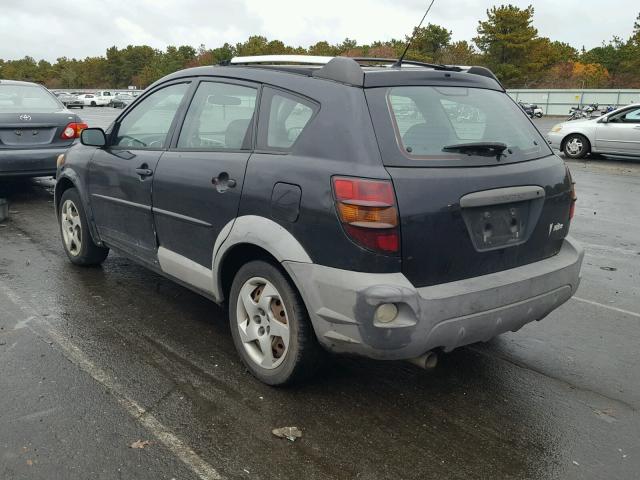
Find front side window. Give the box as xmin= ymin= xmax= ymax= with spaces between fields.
xmin=614 ymin=107 xmax=640 ymax=123
xmin=114 ymin=82 xmax=189 ymax=149
xmin=259 ymin=88 xmax=317 ymax=150
xmin=0 ymin=84 xmax=62 ymax=112
xmin=177 ymin=81 xmax=257 ymax=150
xmin=387 ymin=86 xmax=550 ymax=162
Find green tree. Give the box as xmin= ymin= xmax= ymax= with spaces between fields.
xmin=410 ymin=24 xmax=452 ymax=62
xmin=474 ymin=4 xmax=538 ymax=85
xmin=439 ymin=41 xmax=478 ymax=65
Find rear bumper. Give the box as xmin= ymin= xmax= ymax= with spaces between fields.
xmin=0 ymin=147 xmax=68 ymax=177
xmin=285 ymin=236 xmax=584 ymax=360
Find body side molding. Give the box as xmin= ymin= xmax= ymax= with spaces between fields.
xmin=158 ymin=246 xmax=215 ymax=296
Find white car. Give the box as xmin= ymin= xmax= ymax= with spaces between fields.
xmin=547 ymin=103 xmax=640 ymax=158
xmin=77 ymin=92 xmax=112 ymax=107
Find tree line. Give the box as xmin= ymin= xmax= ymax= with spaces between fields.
xmin=1 ymin=5 xmax=639 ymax=90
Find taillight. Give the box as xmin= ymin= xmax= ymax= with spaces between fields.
xmin=332 ymin=176 xmax=400 ymax=254
xmin=60 ymin=122 xmax=88 ymax=140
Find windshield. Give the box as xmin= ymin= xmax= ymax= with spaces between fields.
xmin=387 ymin=86 xmax=551 ymax=162
xmin=0 ymin=84 xmax=63 ymax=112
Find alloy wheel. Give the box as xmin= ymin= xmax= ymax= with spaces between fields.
xmin=61 ymin=199 xmax=82 ymax=256
xmin=236 ymin=276 xmax=290 ymax=369
xmin=566 ymin=137 xmax=583 ymax=156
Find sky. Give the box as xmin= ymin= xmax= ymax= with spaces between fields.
xmin=0 ymin=0 xmax=637 ymax=61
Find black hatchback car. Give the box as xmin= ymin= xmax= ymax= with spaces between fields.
xmin=0 ymin=80 xmax=86 ymax=177
xmin=55 ymin=56 xmax=583 ymax=385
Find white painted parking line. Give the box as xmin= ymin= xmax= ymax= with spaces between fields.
xmin=572 ymin=296 xmax=640 ymax=319
xmin=0 ymin=280 xmax=223 ymax=480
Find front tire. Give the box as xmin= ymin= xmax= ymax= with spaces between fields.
xmin=59 ymin=188 xmax=109 ymax=266
xmin=229 ymin=260 xmax=324 ymax=386
xmin=563 ymin=134 xmax=590 ymax=159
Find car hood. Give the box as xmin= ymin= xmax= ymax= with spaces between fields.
xmin=564 ymin=118 xmax=599 ymax=127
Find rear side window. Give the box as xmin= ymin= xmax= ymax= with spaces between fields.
xmin=258 ymin=87 xmax=317 ymax=151
xmin=177 ymin=81 xmax=258 ymax=150
xmin=387 ymin=86 xmax=550 ymax=162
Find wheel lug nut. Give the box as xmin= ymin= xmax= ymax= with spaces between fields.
xmin=253 ymin=315 xmax=261 ymax=324
xmin=258 ymin=326 xmax=265 ymax=336
xmin=258 ymin=308 xmax=265 ymax=316
xmin=266 ymin=326 xmax=270 ymax=334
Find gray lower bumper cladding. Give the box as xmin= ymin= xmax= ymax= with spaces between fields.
xmin=285 ymin=236 xmax=584 ymax=360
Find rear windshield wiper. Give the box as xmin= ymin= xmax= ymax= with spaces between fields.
xmin=442 ymin=142 xmax=509 ymax=157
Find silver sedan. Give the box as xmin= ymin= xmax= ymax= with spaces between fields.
xmin=547 ymin=103 xmax=640 ymax=158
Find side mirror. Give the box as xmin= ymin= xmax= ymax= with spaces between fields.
xmin=81 ymin=128 xmax=107 ymax=147
xmin=598 ymin=116 xmax=608 ymax=124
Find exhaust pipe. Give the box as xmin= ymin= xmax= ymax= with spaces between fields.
xmin=407 ymin=351 xmax=438 ymax=370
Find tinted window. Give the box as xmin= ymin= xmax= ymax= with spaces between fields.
xmin=388 ymin=86 xmax=549 ymax=161
xmin=177 ymin=82 xmax=257 ymax=150
xmin=259 ymin=88 xmax=316 ymax=150
xmin=114 ymin=83 xmax=189 ymax=149
xmin=0 ymin=84 xmax=62 ymax=112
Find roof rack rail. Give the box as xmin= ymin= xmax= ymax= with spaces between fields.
xmin=229 ymin=55 xmax=333 ymax=65
xmin=224 ymin=55 xmax=502 ymax=89
xmin=228 ymin=55 xmax=460 ymax=71
xmin=348 ymin=57 xmax=463 ymax=71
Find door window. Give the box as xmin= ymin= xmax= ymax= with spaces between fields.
xmin=258 ymin=88 xmax=317 ymax=150
xmin=619 ymin=107 xmax=640 ymax=123
xmin=177 ymin=82 xmax=257 ymax=150
xmin=113 ymin=82 xmax=189 ymax=149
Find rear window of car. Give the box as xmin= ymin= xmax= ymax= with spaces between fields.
xmin=257 ymin=87 xmax=317 ymax=151
xmin=387 ymin=86 xmax=550 ymax=163
xmin=0 ymin=84 xmax=62 ymax=112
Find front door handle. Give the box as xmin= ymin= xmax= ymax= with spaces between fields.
xmin=212 ymin=172 xmax=236 ymax=193
xmin=135 ymin=164 xmax=153 ymax=179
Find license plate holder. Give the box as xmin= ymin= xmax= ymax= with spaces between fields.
xmin=462 ymin=201 xmax=531 ymax=252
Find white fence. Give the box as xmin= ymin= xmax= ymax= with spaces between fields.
xmin=507 ymin=89 xmax=640 ymax=116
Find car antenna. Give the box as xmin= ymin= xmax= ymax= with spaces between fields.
xmin=392 ymin=0 xmax=437 ymax=68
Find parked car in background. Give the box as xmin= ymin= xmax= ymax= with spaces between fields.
xmin=548 ymin=103 xmax=640 ymax=158
xmin=54 ymin=56 xmax=582 ymax=385
xmin=54 ymin=92 xmax=84 ymax=109
xmin=0 ymin=79 xmax=86 ymax=177
xmin=109 ymin=93 xmax=135 ymax=109
xmin=77 ymin=92 xmax=111 ymax=107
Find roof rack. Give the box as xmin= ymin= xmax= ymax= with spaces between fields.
xmin=229 ymin=55 xmax=333 ymax=65
xmin=224 ymin=55 xmax=502 ymax=88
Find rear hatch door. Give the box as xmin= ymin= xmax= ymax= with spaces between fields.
xmin=366 ymin=85 xmax=573 ymax=287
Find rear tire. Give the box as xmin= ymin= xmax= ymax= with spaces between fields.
xmin=563 ymin=134 xmax=590 ymax=159
xmin=59 ymin=188 xmax=109 ymax=266
xmin=229 ymin=260 xmax=324 ymax=386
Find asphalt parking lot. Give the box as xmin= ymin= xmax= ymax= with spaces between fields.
xmin=1 ymin=107 xmax=639 ymax=479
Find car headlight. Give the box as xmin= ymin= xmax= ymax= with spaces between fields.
xmin=551 ymin=124 xmax=563 ymax=133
